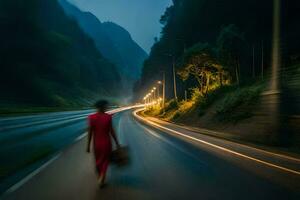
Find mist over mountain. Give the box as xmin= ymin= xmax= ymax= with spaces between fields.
xmin=59 ymin=0 xmax=148 ymax=83
xmin=0 ymin=0 xmax=122 ymax=107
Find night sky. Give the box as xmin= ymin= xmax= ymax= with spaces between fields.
xmin=68 ymin=0 xmax=172 ymax=52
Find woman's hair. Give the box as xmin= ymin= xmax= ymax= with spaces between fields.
xmin=95 ymin=100 xmax=108 ymax=112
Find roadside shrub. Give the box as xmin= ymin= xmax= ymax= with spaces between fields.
xmin=172 ymin=111 xmax=181 ymax=120
xmin=196 ymin=85 xmax=236 ymax=116
xmin=170 ymin=100 xmax=195 ymax=120
xmin=165 ymin=99 xmax=178 ymax=113
xmin=191 ymin=88 xmax=202 ymax=102
xmin=216 ymin=84 xmax=264 ymax=122
xmin=144 ymin=106 xmax=161 ymax=116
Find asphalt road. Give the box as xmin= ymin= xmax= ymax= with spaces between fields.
xmin=2 ymin=110 xmax=300 ymax=200
xmin=0 ymin=109 xmax=94 ymax=193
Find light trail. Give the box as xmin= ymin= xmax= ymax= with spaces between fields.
xmin=133 ymin=109 xmax=300 ymax=176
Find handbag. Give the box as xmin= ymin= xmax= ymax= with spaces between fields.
xmin=110 ymin=146 xmax=129 ymax=167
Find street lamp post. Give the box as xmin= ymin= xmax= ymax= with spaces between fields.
xmin=157 ymin=81 xmax=162 ymax=107
xmin=270 ymin=0 xmax=281 ymax=92
xmin=151 ymin=90 xmax=155 ymax=108
xmin=172 ymin=56 xmax=178 ymax=101
xmin=162 ymin=72 xmax=166 ymax=113
xmin=153 ymin=87 xmax=157 ymax=103
xmin=143 ymin=72 xmax=166 ymax=112
xmin=147 ymin=93 xmax=151 ymax=107
xmin=164 ymin=54 xmax=178 ymax=101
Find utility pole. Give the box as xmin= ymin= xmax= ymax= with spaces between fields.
xmin=261 ymin=40 xmax=264 ymax=80
xmin=172 ymin=56 xmax=178 ymax=101
xmin=270 ymin=0 xmax=281 ymax=92
xmin=163 ymin=72 xmax=166 ymax=114
xmin=235 ymin=60 xmax=240 ymax=85
xmin=252 ymin=45 xmax=255 ymax=78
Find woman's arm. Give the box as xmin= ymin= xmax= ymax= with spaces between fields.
xmin=87 ymin=126 xmax=92 ymax=153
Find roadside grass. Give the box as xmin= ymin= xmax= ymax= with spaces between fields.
xmin=144 ymin=100 xmax=195 ymax=121
xmin=164 ymin=99 xmax=179 ymax=113
xmin=215 ymin=83 xmax=265 ymax=122
xmin=143 ymin=81 xmax=266 ymax=124
xmin=144 ymin=106 xmax=161 ymax=116
xmin=166 ymin=100 xmax=195 ymax=121
xmin=195 ymin=85 xmax=237 ymax=117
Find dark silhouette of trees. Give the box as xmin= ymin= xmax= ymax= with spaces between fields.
xmin=134 ymin=0 xmax=300 ymax=101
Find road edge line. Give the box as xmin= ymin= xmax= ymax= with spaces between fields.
xmin=2 ymin=153 xmax=62 ymax=197
xmin=133 ymin=109 xmax=300 ymax=176
xmin=1 ymin=106 xmax=141 ymax=198
xmin=163 ymin=119 xmax=300 ymax=163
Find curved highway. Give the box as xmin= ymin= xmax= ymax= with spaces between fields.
xmin=1 ymin=109 xmax=300 ymax=199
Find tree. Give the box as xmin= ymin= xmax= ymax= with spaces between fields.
xmin=178 ymin=43 xmax=228 ymax=95
xmin=216 ymin=24 xmax=245 ymax=84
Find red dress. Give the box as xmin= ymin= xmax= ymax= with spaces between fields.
xmin=88 ymin=112 xmax=112 ymax=176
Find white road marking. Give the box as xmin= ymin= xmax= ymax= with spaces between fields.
xmin=136 ymin=122 xmax=208 ymax=165
xmin=2 ymin=106 xmax=141 ymax=197
xmin=3 ymin=153 xmax=61 ymax=196
xmin=173 ymin=123 xmax=300 ymax=163
xmin=133 ymin=109 xmax=300 ymax=176
xmin=74 ymin=132 xmax=88 ymax=142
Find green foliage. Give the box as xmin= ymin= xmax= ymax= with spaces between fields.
xmin=144 ymin=106 xmax=162 ymax=117
xmin=178 ymin=42 xmax=219 ymax=80
xmin=201 ymin=86 xmax=236 ymax=108
xmin=216 ymin=84 xmax=264 ymax=122
xmin=136 ymin=0 xmax=300 ymax=100
xmin=165 ymin=99 xmax=179 ymax=113
xmin=216 ymin=24 xmax=245 ymax=56
xmin=191 ymin=88 xmax=202 ymax=102
xmin=215 ymin=24 xmax=245 ymax=80
xmin=182 ymin=43 xmax=216 ymax=64
xmin=190 ymin=85 xmax=236 ymax=116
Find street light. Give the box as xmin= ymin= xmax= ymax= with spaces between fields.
xmin=159 ymin=72 xmax=166 ymax=113
xmin=143 ymin=76 xmax=166 ymax=110
xmin=153 ymin=87 xmax=157 ymax=102
xmin=147 ymin=93 xmax=151 ymax=106
xmin=157 ymin=81 xmax=161 ymax=106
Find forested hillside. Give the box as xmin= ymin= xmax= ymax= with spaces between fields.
xmin=134 ymin=0 xmax=300 ymax=100
xmin=138 ymin=0 xmax=300 ymax=147
xmin=59 ymin=0 xmax=148 ymax=85
xmin=0 ymin=0 xmax=121 ymax=108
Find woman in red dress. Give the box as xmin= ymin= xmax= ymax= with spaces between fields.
xmin=86 ymin=100 xmax=120 ymax=187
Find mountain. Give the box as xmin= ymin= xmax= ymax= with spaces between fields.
xmin=59 ymin=0 xmax=148 ymax=82
xmin=0 ymin=0 xmax=122 ymax=107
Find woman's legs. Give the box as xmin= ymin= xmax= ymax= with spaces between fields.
xmin=95 ymin=152 xmax=110 ymax=187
